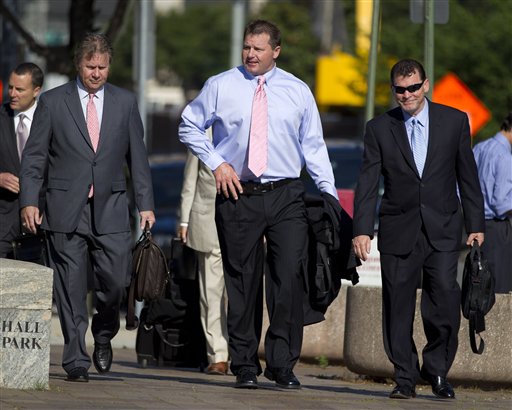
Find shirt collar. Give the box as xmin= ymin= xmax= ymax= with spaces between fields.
xmin=243 ymin=64 xmax=277 ymax=85
xmin=402 ymin=98 xmax=429 ymax=127
xmin=495 ymin=131 xmax=512 ymax=149
xmin=76 ymin=77 xmax=105 ymax=101
xmin=14 ymin=102 xmax=37 ymax=121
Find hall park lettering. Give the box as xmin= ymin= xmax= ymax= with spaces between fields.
xmin=1 ymin=320 xmax=43 ymax=350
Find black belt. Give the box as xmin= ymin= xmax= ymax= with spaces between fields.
xmin=240 ymin=178 xmax=296 ymax=194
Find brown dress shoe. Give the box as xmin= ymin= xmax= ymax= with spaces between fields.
xmin=206 ymin=361 xmax=228 ymax=375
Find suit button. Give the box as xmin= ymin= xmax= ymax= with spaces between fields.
xmin=92 ymin=161 xmax=97 ymax=166
xmin=421 ymin=204 xmax=425 ymax=208
xmin=421 ymin=183 xmax=425 ymax=188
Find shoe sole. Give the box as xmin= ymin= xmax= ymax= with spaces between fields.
xmin=235 ymin=383 xmax=258 ymax=389
xmin=389 ymin=393 xmax=414 ymax=399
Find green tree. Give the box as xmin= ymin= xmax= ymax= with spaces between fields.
xmin=377 ymin=0 xmax=512 ymax=141
xmin=253 ymin=1 xmax=320 ymax=87
xmin=0 ymin=0 xmax=130 ymax=77
xmin=156 ymin=3 xmax=231 ymax=93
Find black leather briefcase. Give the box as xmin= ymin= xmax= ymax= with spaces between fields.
xmin=11 ymin=231 xmax=49 ymax=267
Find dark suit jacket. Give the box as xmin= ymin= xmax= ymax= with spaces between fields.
xmin=0 ymin=103 xmax=21 ymax=240
xmin=353 ymin=101 xmax=484 ymax=255
xmin=20 ymin=81 xmax=154 ymax=234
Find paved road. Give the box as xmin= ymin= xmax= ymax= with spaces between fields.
xmin=1 ymin=344 xmax=511 ymax=409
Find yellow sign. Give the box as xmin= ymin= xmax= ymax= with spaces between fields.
xmin=315 ymin=51 xmax=390 ymax=108
xmin=315 ymin=51 xmax=368 ymax=107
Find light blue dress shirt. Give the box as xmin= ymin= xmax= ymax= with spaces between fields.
xmin=473 ymin=132 xmax=512 ymax=219
xmin=179 ymin=65 xmax=338 ymax=198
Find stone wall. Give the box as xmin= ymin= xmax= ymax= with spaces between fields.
xmin=0 ymin=259 xmax=53 ymax=390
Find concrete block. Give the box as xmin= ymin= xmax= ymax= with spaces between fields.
xmin=0 ymin=259 xmax=53 ymax=390
xmin=344 ymin=286 xmax=512 ymax=385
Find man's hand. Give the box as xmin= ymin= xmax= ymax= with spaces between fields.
xmin=213 ymin=162 xmax=243 ymax=200
xmin=467 ymin=232 xmax=485 ymax=247
xmin=139 ymin=210 xmax=156 ymax=230
xmin=353 ymin=234 xmax=372 ymax=262
xmin=178 ymin=225 xmax=188 ymax=243
xmin=21 ymin=206 xmax=42 ymax=234
xmin=0 ymin=172 xmax=20 ymax=194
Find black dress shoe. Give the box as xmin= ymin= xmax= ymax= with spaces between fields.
xmin=93 ymin=342 xmax=113 ymax=374
xmin=235 ymin=369 xmax=258 ymax=389
xmin=431 ymin=376 xmax=455 ymax=399
xmin=66 ymin=367 xmax=89 ymax=382
xmin=389 ymin=384 xmax=416 ymax=399
xmin=264 ymin=368 xmax=301 ymax=389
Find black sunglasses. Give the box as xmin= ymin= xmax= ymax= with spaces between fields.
xmin=392 ymin=80 xmax=425 ymax=94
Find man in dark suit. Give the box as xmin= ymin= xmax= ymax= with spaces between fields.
xmin=0 ymin=63 xmax=43 ymax=258
xmin=353 ymin=59 xmax=484 ymax=400
xmin=20 ymin=33 xmax=155 ymax=382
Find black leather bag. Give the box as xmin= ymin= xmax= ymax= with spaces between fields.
xmin=11 ymin=231 xmax=49 ymax=267
xmin=126 ymin=223 xmax=170 ymax=330
xmin=461 ymin=242 xmax=495 ymax=354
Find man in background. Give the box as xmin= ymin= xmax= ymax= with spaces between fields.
xmin=473 ymin=112 xmax=512 ymax=293
xmin=20 ymin=33 xmax=155 ymax=382
xmin=0 ymin=62 xmax=44 ymax=258
xmin=179 ymin=127 xmax=229 ymax=375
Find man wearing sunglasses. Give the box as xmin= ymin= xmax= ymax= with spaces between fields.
xmin=352 ymin=59 xmax=484 ymax=400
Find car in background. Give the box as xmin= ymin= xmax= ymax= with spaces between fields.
xmin=303 ymin=138 xmax=382 ymax=227
xmin=149 ymin=139 xmax=381 ymax=255
xmin=149 ymin=154 xmax=187 ymax=255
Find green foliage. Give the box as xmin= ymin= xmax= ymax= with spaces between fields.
xmin=315 ymin=355 xmax=329 ymax=368
xmin=378 ymin=0 xmax=512 ymax=140
xmin=109 ymin=10 xmax=135 ymax=90
xmin=156 ymin=3 xmax=231 ymax=91
xmin=253 ymin=1 xmax=320 ymax=87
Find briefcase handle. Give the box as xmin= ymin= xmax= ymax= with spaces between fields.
xmin=469 ymin=240 xmax=483 ymax=269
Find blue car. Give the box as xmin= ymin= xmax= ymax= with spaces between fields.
xmin=149 ymin=154 xmax=187 ymax=252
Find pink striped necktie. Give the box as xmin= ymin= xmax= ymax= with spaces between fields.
xmin=86 ymin=93 xmax=100 ymax=197
xmin=248 ymin=75 xmax=268 ymax=177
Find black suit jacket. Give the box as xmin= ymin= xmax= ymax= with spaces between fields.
xmin=354 ymin=101 xmax=484 ymax=254
xmin=0 ymin=103 xmax=21 ymax=240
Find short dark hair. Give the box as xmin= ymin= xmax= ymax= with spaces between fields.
xmin=390 ymin=59 xmax=426 ymax=84
xmin=13 ymin=62 xmax=44 ymax=88
xmin=501 ymin=112 xmax=512 ymax=132
xmin=244 ymin=19 xmax=281 ymax=49
xmin=74 ymin=32 xmax=113 ymax=69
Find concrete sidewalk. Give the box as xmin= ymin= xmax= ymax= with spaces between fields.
xmin=1 ymin=344 xmax=511 ymax=410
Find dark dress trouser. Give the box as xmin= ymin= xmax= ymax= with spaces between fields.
xmin=215 ymin=180 xmax=308 ymax=376
xmin=379 ymin=227 xmax=461 ymax=388
xmin=49 ymin=201 xmax=132 ymax=373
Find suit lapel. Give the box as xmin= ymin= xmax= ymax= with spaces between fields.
xmin=98 ymin=84 xmax=115 ymax=152
xmin=63 ymin=82 xmax=94 ymax=151
xmin=423 ymin=100 xmax=440 ymax=177
xmin=389 ymin=108 xmax=418 ymax=176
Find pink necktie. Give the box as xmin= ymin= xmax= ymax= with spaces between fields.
xmin=86 ymin=94 xmax=100 ymax=197
xmin=248 ymin=76 xmax=268 ymax=177
xmin=16 ymin=113 xmax=29 ymax=159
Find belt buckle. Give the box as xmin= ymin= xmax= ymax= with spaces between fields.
xmin=260 ymin=182 xmax=274 ymax=193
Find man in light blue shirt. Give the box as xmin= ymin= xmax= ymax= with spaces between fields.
xmin=473 ymin=112 xmax=512 ymax=293
xmin=179 ymin=19 xmax=337 ymax=390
